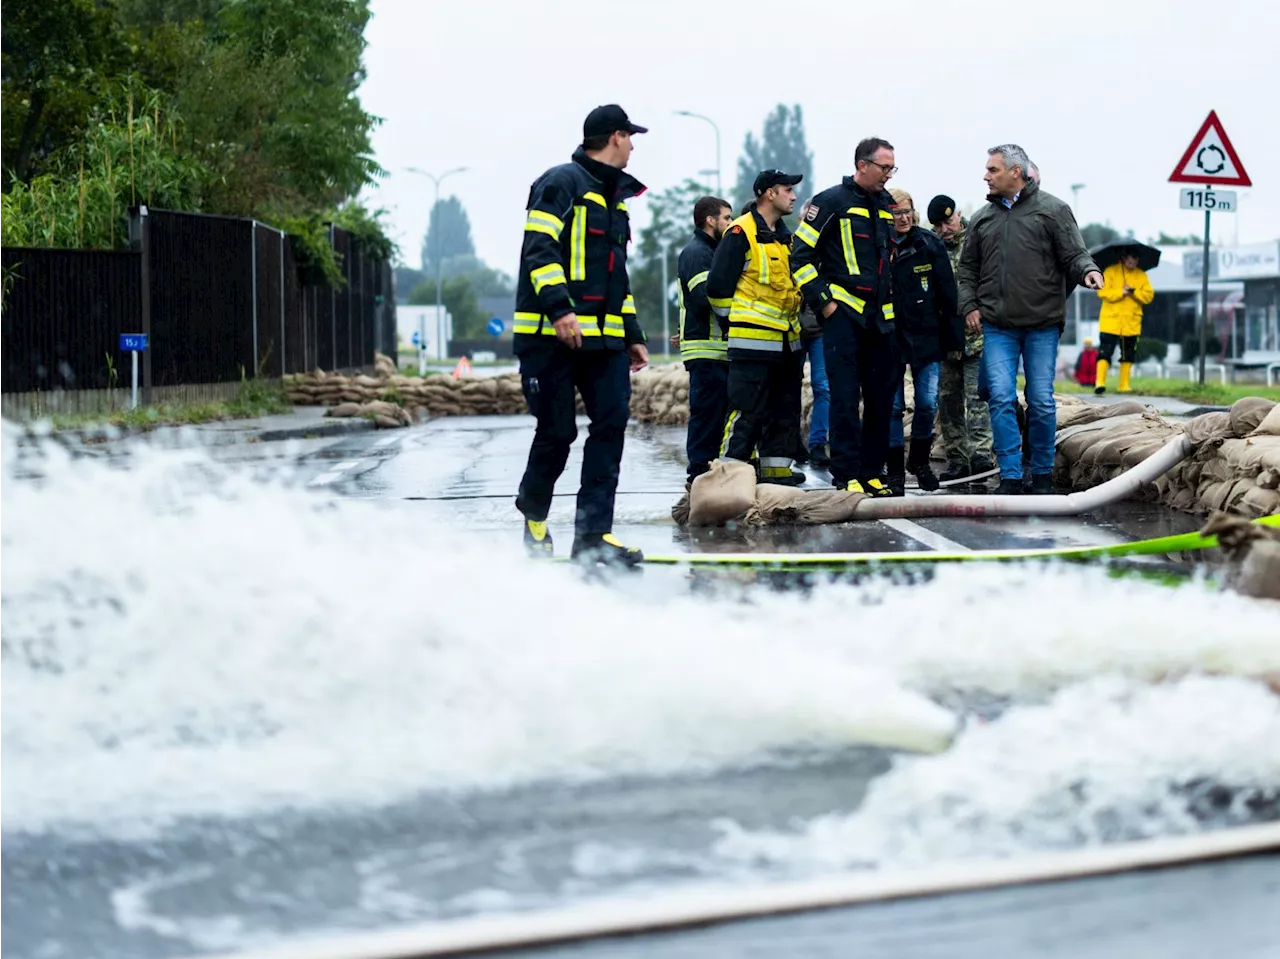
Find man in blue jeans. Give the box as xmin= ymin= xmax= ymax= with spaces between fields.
xmin=796 ymin=311 xmax=831 ymax=470
xmin=957 ymin=144 xmax=1101 ymax=495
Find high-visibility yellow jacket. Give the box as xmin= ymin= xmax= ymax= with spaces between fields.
xmin=704 ymin=209 xmax=802 ymax=361
xmin=1097 ymin=263 xmax=1154 ymax=337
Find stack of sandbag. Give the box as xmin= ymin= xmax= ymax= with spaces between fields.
xmin=1201 ymin=511 xmax=1280 ymax=600
xmin=283 ymin=353 xmax=535 ymax=425
xmin=672 ymin=458 xmax=866 ymax=527
xmin=1055 ymin=396 xmax=1280 ymax=518
xmin=629 ymin=364 xmax=691 ymax=425
xmin=628 ymin=361 xmax=915 ymax=438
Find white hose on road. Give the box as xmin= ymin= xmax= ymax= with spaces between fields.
xmin=852 ymin=433 xmax=1193 ymax=520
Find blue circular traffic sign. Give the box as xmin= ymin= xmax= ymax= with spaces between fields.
xmin=487 ymin=318 xmax=505 ymax=336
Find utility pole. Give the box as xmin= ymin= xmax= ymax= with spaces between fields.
xmin=405 ymin=166 xmax=469 ymax=367
xmin=674 ymin=111 xmax=722 ymax=196
xmin=1070 ymin=183 xmax=1086 ymax=216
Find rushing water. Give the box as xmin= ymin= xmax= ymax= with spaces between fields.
xmin=3 ymin=422 xmax=1279 ymax=958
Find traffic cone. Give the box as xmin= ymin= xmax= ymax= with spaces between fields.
xmin=451 ymin=356 xmax=473 ymax=379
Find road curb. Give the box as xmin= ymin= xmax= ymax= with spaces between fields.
xmin=254 ymin=418 xmax=378 ymax=442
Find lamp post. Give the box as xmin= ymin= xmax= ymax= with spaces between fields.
xmin=674 ymin=110 xmax=721 ymax=196
xmin=1070 ymin=182 xmax=1086 ymax=216
xmin=405 ymin=165 xmax=469 ymax=369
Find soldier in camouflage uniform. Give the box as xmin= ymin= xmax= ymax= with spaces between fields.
xmin=928 ymin=194 xmax=993 ymax=483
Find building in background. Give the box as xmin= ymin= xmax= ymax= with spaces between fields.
xmin=395 ymin=305 xmax=452 ymax=360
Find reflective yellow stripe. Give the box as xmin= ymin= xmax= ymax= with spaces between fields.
xmin=525 ymin=210 xmax=564 ymax=238
xmin=719 ymin=410 xmax=741 ymax=457
xmin=829 ymin=284 xmax=866 ymax=313
xmin=621 ymin=295 xmax=636 ymax=315
xmin=840 ymin=219 xmax=861 ymax=276
xmin=878 ymin=209 xmax=894 ymax=221
xmin=883 ymin=302 xmax=895 ymax=320
xmin=731 ymin=296 xmax=785 ymax=318
xmin=615 ymin=201 xmax=628 ymax=212
xmin=569 ymin=206 xmax=587 ymax=280
xmin=513 ymin=311 xmax=545 ymax=335
xmin=708 ymin=295 xmax=732 ymax=311
xmin=530 ymin=263 xmax=566 ymax=294
xmin=758 ymin=247 xmax=769 ymax=285
xmin=793 ymin=264 xmax=819 ymax=287
xmin=582 ymin=192 xmax=607 ymax=207
xmin=728 ymin=326 xmax=786 ymax=340
xmin=847 ymin=207 xmax=870 ymax=217
xmin=913 ymin=263 xmax=933 ymax=273
xmin=795 ymin=222 xmax=821 ymax=247
xmin=687 ymin=270 xmax=709 ymax=290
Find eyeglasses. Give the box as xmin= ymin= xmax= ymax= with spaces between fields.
xmin=891 ymin=209 xmax=914 ymax=219
xmin=864 ymin=160 xmax=898 ymax=175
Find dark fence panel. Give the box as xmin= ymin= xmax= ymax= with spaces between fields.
xmin=1 ymin=248 xmax=142 ymax=392
xmin=3 ymin=208 xmax=391 ymax=396
xmin=148 ymin=209 xmax=254 ymax=386
xmin=253 ymin=225 xmax=285 ymax=376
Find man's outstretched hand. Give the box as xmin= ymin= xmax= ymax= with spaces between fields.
xmin=628 ymin=343 xmax=649 ymax=372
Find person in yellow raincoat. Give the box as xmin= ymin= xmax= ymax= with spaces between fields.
xmin=1095 ymin=247 xmax=1154 ymax=393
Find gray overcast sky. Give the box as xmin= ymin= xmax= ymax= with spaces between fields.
xmin=360 ymin=0 xmax=1278 ymax=274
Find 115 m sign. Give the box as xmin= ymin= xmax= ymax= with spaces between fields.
xmin=1179 ymin=188 xmax=1237 ymax=212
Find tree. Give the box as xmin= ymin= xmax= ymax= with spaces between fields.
xmin=438 ymin=254 xmax=513 ymax=297
xmin=630 ymin=178 xmax=714 ymax=345
xmin=733 ymin=104 xmax=814 ymax=211
xmin=407 ymin=273 xmax=486 ymax=338
xmin=1 ymin=0 xmax=132 ymax=183
xmin=1080 ymin=222 xmax=1121 ymax=249
xmin=1150 ymin=231 xmax=1200 ymax=246
xmin=420 ymin=195 xmax=475 ymax=273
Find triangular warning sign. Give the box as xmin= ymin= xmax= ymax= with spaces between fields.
xmin=1169 ymin=110 xmax=1251 ymax=186
xmin=451 ymin=356 xmax=472 ymax=379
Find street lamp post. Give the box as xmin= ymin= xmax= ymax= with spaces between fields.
xmin=1070 ymin=182 xmax=1086 ymax=216
xmin=405 ymin=165 xmax=469 ymax=370
xmin=660 ymin=239 xmax=672 ymax=357
xmin=674 ymin=110 xmax=721 ymax=196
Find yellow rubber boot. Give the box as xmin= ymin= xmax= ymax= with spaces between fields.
xmin=1094 ymin=359 xmax=1109 ymax=395
xmin=1118 ymin=362 xmax=1133 ymax=393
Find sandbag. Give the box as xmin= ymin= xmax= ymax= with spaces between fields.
xmin=688 ymin=459 xmax=757 ymax=526
xmin=1228 ymin=396 xmax=1275 ymax=437
xmin=1249 ymin=404 xmax=1280 ymax=438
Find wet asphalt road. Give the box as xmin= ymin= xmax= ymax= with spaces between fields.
xmin=296 ymin=414 xmax=1205 ymax=560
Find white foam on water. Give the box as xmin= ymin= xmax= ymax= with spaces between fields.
xmin=3 ymin=423 xmax=1277 ymax=845
xmin=713 ymin=674 xmax=1280 ymax=871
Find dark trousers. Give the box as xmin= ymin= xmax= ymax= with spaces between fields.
xmin=720 ymin=352 xmax=803 ymax=475
xmin=822 ymin=310 xmax=900 ymax=487
xmin=1098 ymin=332 xmax=1138 ymax=364
xmin=515 ymin=346 xmax=630 ymax=536
xmin=685 ymin=359 xmax=729 ymax=479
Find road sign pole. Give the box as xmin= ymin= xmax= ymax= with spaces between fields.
xmin=131 ymin=349 xmax=139 ymax=409
xmin=660 ymin=240 xmax=670 ymax=357
xmin=1199 ymin=210 xmax=1211 ymax=386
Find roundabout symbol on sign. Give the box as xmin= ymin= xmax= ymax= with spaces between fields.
xmin=1195 ymin=144 xmax=1226 ymax=176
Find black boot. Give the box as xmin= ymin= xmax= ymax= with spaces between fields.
xmin=886 ymin=447 xmax=906 ymax=497
xmin=809 ymin=443 xmax=831 ymax=470
xmin=907 ymin=439 xmax=940 ymax=492
xmin=523 ymin=518 xmax=554 ymax=558
xmin=571 ymin=532 xmax=644 ymax=567
xmin=994 ymin=477 xmax=1023 ymax=495
xmin=1028 ymin=473 xmax=1054 ymax=495
xmin=939 ymin=460 xmax=970 ymax=484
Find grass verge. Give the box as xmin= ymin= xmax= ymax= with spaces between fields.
xmin=1053 ymin=376 xmax=1280 ymax=407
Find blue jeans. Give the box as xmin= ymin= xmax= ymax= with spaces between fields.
xmin=890 ymin=360 xmax=939 ymax=448
xmin=803 ymin=337 xmax=829 ymax=446
xmin=981 ymin=323 xmax=1059 ymax=480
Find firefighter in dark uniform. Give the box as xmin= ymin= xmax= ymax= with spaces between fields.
xmin=677 ymin=195 xmax=734 ymax=483
xmin=789 ymin=137 xmax=900 ymax=496
xmin=513 ymin=105 xmax=650 ymax=566
xmin=705 ymin=170 xmax=806 ymax=485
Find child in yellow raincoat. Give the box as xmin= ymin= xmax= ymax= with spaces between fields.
xmin=1095 ymin=248 xmax=1155 ymax=393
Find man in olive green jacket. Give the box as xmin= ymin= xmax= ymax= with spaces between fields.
xmin=957 ymin=144 xmax=1102 ymax=495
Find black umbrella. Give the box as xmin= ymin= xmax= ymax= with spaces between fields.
xmin=1089 ymin=239 xmax=1161 ymax=272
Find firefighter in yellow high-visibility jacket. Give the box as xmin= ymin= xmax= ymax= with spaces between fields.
xmin=1095 ymin=248 xmax=1154 ymax=394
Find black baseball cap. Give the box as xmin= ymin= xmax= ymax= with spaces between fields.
xmin=753 ymin=169 xmax=803 ymax=196
xmin=583 ymin=104 xmax=648 ymax=139
xmin=927 ymin=194 xmax=957 ymax=225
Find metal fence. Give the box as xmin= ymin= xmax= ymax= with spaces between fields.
xmin=1 ymin=205 xmax=396 ymax=401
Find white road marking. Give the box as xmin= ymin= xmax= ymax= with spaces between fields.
xmin=880 ymin=517 xmax=971 ymax=553
xmin=307 ymin=459 xmax=364 ymax=487
xmin=374 ymin=434 xmax=402 ymax=448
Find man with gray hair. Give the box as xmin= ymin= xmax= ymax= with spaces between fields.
xmin=957 ymin=144 xmax=1102 ymax=495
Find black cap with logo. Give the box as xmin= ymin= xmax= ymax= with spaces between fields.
xmin=583 ymin=104 xmax=648 ymax=139
xmin=927 ymin=194 xmax=957 ymax=225
xmin=752 ymin=169 xmax=804 ymax=196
